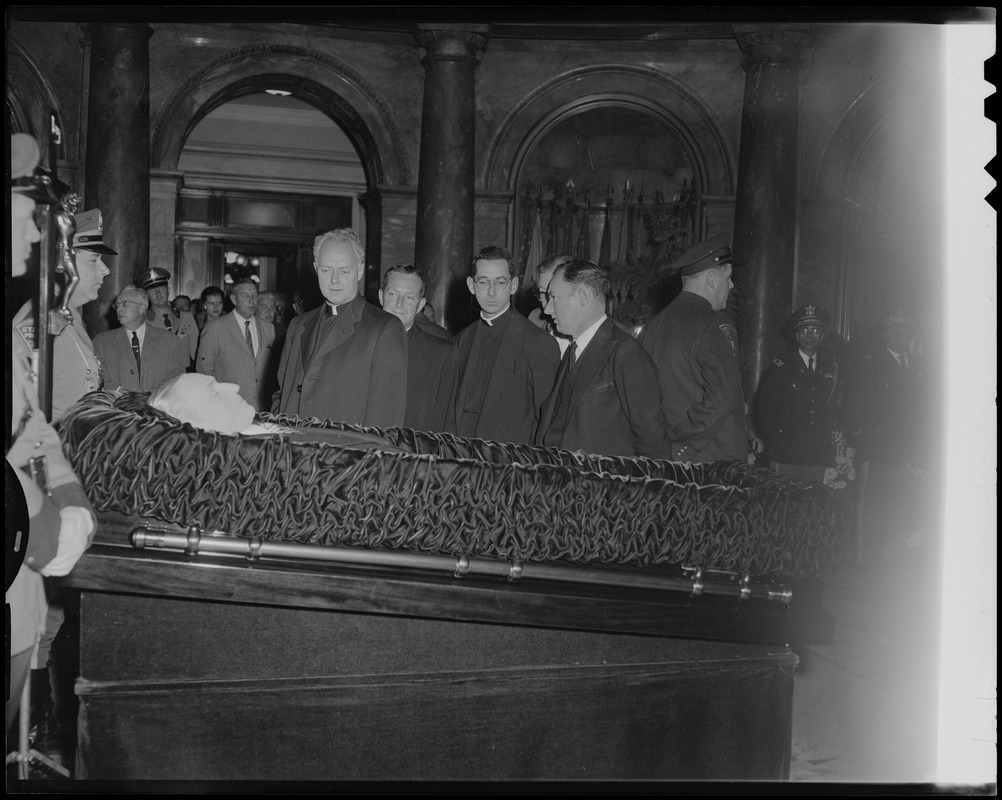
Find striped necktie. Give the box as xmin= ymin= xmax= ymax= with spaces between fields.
xmin=244 ymin=319 xmax=254 ymax=356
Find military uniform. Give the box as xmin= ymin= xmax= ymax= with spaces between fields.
xmin=138 ymin=267 xmax=199 ymax=364
xmin=756 ymin=304 xmax=844 ymax=484
xmin=757 ymin=350 xmax=839 ymax=470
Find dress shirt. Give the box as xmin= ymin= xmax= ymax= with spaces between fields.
xmin=234 ymin=311 xmax=259 ymax=355
xmin=127 ymin=323 xmax=148 ymax=351
xmin=571 ymin=314 xmax=607 ymax=360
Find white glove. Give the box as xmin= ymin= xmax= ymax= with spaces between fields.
xmin=40 ymin=506 xmax=94 ymax=577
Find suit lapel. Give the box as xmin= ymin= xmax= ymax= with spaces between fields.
xmin=312 ymin=298 xmax=359 ymax=363
xmin=299 ymin=308 xmax=322 ymax=365
xmin=565 ymin=320 xmax=614 ymax=416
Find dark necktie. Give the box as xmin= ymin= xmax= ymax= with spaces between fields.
xmin=553 ymin=341 xmax=578 ymax=405
xmin=163 ymin=313 xmax=173 ymax=331
xmin=900 ymin=354 xmax=908 ymax=369
xmin=131 ymin=331 xmax=142 ymax=376
xmin=244 ymin=319 xmax=254 ymax=355
xmin=808 ymin=356 xmax=814 ymax=373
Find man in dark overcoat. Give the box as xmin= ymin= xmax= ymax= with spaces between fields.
xmin=638 ymin=233 xmax=747 ymax=462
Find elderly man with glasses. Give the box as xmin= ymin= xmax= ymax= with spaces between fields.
xmin=453 ymin=245 xmax=560 ymax=444
xmin=93 ymin=285 xmax=188 ymax=393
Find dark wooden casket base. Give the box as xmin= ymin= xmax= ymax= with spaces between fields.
xmin=68 ymin=533 xmax=801 ymax=782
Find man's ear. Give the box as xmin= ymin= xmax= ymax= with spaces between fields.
xmin=466 ymin=276 xmax=476 ymax=295
xmin=378 ymin=289 xmax=384 ymax=307
xmin=509 ymin=276 xmax=519 ymax=295
xmin=417 ymin=297 xmax=427 ymax=314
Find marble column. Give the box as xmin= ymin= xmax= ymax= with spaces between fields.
xmin=83 ymin=22 xmax=153 ymax=334
xmin=413 ymin=25 xmax=488 ymax=334
xmin=732 ymin=27 xmax=810 ymax=401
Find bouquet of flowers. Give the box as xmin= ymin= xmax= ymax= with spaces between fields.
xmin=823 ymin=428 xmax=856 ymax=490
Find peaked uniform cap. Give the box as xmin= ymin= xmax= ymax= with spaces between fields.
xmin=73 ymin=208 xmax=118 ymax=255
xmin=673 ymin=232 xmax=734 ymax=276
xmin=790 ymin=304 xmax=830 ymax=330
xmin=882 ymin=308 xmax=916 ymax=329
xmin=136 ymin=267 xmax=171 ymax=290
xmin=10 ymin=132 xmax=60 ymax=204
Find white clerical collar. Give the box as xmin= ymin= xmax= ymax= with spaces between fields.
xmin=573 ymin=314 xmax=607 ymax=359
xmin=481 ymin=303 xmax=511 ymax=325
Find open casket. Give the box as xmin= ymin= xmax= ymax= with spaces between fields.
xmin=57 ymin=391 xmax=853 ymax=783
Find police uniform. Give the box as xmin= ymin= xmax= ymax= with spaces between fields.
xmin=138 ymin=267 xmax=199 ymax=365
xmin=7 ymin=133 xmax=95 ymax=728
xmin=51 ymin=209 xmax=117 ymax=421
xmin=638 ymin=233 xmax=747 ymax=462
xmin=756 ymin=305 xmax=839 ymax=482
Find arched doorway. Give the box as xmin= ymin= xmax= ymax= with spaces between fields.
xmin=151 ymin=46 xmax=413 ymax=302
xmin=175 ymin=91 xmax=366 ymax=314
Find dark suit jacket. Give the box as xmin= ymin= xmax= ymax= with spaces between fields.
xmin=272 ymin=293 xmax=407 ymax=427
xmin=414 ymin=312 xmax=451 ymax=342
xmin=405 ymin=324 xmax=459 ymax=433
xmin=196 ymin=312 xmax=277 ymax=411
xmin=93 ymin=325 xmax=187 ymax=393
xmin=536 ymin=317 xmax=671 ymax=459
xmin=454 ymin=308 xmax=560 ymax=444
xmin=845 ymin=347 xmax=932 ymax=467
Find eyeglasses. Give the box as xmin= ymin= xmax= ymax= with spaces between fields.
xmin=114 ymin=300 xmax=142 ymax=310
xmin=474 ymin=277 xmax=512 ymax=291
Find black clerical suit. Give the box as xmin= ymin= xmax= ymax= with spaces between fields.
xmin=454 ymin=306 xmax=560 ymax=444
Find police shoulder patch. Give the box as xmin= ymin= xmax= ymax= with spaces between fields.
xmin=718 ymin=323 xmax=738 ymax=351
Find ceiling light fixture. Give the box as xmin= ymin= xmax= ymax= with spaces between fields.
xmin=265 ymin=89 xmax=292 ymax=97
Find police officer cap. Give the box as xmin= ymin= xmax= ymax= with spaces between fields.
xmin=790 ymin=304 xmax=830 ymax=330
xmin=11 ymin=133 xmax=40 ymax=182
xmin=882 ymin=308 xmax=916 ymax=329
xmin=10 ymin=133 xmax=61 ymax=204
xmin=137 ymin=267 xmax=171 ymax=291
xmin=672 ymin=232 xmax=733 ymax=276
xmin=73 ymin=208 xmax=118 ymax=255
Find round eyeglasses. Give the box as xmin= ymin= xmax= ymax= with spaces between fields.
xmin=474 ymin=277 xmax=512 ymax=291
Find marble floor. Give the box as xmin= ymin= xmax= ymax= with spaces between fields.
xmin=788 ymin=542 xmax=948 ymax=785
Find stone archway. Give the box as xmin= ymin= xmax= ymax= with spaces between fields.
xmin=807 ymin=72 xmax=944 ymax=349
xmin=6 ymin=40 xmax=70 ymax=180
xmin=483 ymin=64 xmax=736 ymax=200
xmin=150 ymin=45 xmax=412 ymax=297
xmin=152 ymin=44 xmax=411 ymax=185
xmin=482 ymin=64 xmax=736 ymax=325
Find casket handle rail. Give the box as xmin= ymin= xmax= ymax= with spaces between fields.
xmin=130 ymin=525 xmax=792 ymax=603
